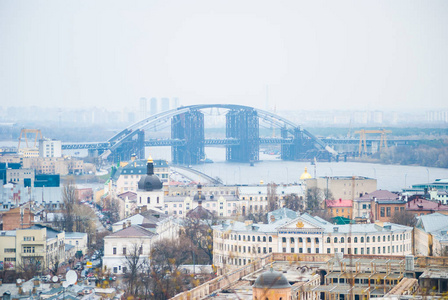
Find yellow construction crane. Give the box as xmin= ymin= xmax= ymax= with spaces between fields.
xmin=18 ymin=129 xmax=42 ymax=151
xmin=354 ymin=129 xmax=392 ymax=156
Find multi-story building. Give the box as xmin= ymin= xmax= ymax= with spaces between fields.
xmin=39 ymin=139 xmax=62 ymax=158
xmin=353 ymin=190 xmax=401 ymax=221
xmin=0 ymin=224 xmax=65 ymax=271
xmin=213 ymin=208 xmax=413 ymax=270
xmin=414 ymin=213 xmax=448 ymax=256
xmin=306 ymin=176 xmax=377 ymax=201
xmin=6 ymin=168 xmax=34 ymax=186
xmin=104 ymin=211 xmax=180 ymax=274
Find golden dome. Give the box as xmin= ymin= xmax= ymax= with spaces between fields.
xmin=147 ymin=154 xmax=153 ymax=163
xmin=300 ymin=167 xmax=312 ymax=180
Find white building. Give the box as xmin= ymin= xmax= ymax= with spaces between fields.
xmin=213 ymin=209 xmax=413 ymax=272
xmin=65 ymin=232 xmax=88 ymax=255
xmin=39 ymin=139 xmax=62 ymax=158
xmin=103 ymin=225 xmax=155 ymax=274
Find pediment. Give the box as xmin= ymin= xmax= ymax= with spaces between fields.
xmin=279 ymin=216 xmax=323 ymax=230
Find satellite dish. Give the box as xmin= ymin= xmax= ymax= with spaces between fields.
xmin=66 ymin=270 xmax=78 ymax=285
xmin=17 ymin=279 xmax=22 ymax=284
xmin=46 ymin=275 xmax=51 ymax=281
xmin=52 ymin=276 xmax=58 ymax=283
xmin=62 ymin=281 xmax=69 ymax=288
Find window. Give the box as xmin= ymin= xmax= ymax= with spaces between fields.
xmin=307 ymin=248 xmax=311 ymax=253
xmin=113 ymin=267 xmax=118 ymax=273
xmin=263 ymin=236 xmax=266 ymax=242
xmin=282 ymin=237 xmax=286 ymax=243
xmin=327 ymin=237 xmax=331 ymax=243
xmin=380 ymin=207 xmax=385 ymax=217
xmin=123 ymin=247 xmax=126 ymax=255
xmin=341 ymin=237 xmax=345 ymax=243
xmin=387 ymin=207 xmax=391 ymax=217
xmin=269 ymin=236 xmax=272 ymax=242
xmin=299 ymin=238 xmax=303 ymax=242
xmin=4 ymin=248 xmax=16 ymax=253
xmin=307 ymin=238 xmax=311 ymax=243
xmin=366 ymin=237 xmax=370 ymax=243
xmin=334 ymin=237 xmax=338 ymax=243
xmin=373 ymin=236 xmax=375 ymax=243
xmin=24 ymin=236 xmax=34 ymax=241
xmin=354 ymin=237 xmax=358 ymax=243
xmin=113 ymin=247 xmax=117 ymax=255
xmin=361 ymin=237 xmax=364 ymax=243
xmin=290 ymin=237 xmax=294 ymax=243
xmin=23 ymin=246 xmax=35 ymax=253
xmin=327 ymin=248 xmax=331 ymax=254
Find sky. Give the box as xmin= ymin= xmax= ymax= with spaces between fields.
xmin=0 ymin=0 xmax=447 ymax=112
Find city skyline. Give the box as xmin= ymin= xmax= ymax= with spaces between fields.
xmin=1 ymin=0 xmax=448 ymax=112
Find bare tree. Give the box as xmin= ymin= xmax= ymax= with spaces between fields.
xmin=61 ymin=180 xmax=77 ymax=232
xmin=283 ymin=193 xmax=304 ymax=212
xmin=390 ymin=209 xmax=417 ymax=227
xmin=102 ymin=195 xmax=121 ymax=224
xmin=306 ymin=187 xmax=325 ymax=212
xmin=123 ymin=243 xmax=146 ymax=296
xmin=182 ymin=216 xmax=215 ymax=264
xmin=16 ymin=255 xmax=44 ymax=280
xmin=267 ymin=182 xmax=278 ymax=212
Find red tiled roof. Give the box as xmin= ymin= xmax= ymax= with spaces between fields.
xmin=326 ymin=199 xmax=353 ymax=208
xmin=406 ymin=198 xmax=448 ymax=211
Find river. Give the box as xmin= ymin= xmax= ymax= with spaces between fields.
xmin=2 ymin=140 xmax=447 ymax=191
xmin=146 ymin=147 xmax=448 ymax=191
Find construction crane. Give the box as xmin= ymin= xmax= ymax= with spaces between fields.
xmin=17 ymin=129 xmax=42 ymax=152
xmin=354 ymin=129 xmax=392 ymax=157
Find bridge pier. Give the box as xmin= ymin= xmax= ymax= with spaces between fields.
xmin=226 ymin=108 xmax=259 ymax=163
xmin=112 ymin=129 xmax=145 ymax=162
xmin=171 ymin=110 xmax=204 ymax=165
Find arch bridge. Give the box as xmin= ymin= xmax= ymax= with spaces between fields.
xmin=63 ymin=104 xmax=337 ymax=164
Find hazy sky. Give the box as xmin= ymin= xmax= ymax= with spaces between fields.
xmin=1 ymin=0 xmax=447 ymax=112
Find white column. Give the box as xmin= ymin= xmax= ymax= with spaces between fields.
xmin=319 ymin=237 xmax=323 ymax=254
xmin=278 ymin=237 xmax=282 ymax=252
xmin=302 ymin=238 xmax=306 ymax=253
xmin=295 ymin=237 xmax=299 ymax=253
xmin=286 ymin=237 xmax=291 ymax=253
xmin=311 ymin=237 xmax=315 ymax=253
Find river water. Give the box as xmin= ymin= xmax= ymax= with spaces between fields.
xmin=146 ymin=147 xmax=448 ymax=191
xmin=3 ymin=140 xmax=446 ymax=191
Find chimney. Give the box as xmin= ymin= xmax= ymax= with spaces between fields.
xmin=122 ymin=222 xmax=126 ymax=229
xmin=127 ymin=220 xmax=131 ymax=227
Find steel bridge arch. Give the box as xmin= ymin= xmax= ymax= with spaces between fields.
xmin=107 ymin=104 xmax=336 ymax=156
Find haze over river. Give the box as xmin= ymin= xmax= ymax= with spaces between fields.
xmin=148 ymin=147 xmax=448 ymax=191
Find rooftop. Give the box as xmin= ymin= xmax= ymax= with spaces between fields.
xmin=326 ymin=199 xmax=353 ymax=207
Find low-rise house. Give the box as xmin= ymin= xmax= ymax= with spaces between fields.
xmin=65 ymin=232 xmax=88 ymax=255
xmin=325 ymin=199 xmax=353 ymax=219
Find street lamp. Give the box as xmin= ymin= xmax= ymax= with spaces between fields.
xmin=426 ymin=168 xmax=430 ymax=183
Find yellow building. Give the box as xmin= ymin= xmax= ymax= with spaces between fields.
xmin=0 ymin=225 xmax=65 ymax=271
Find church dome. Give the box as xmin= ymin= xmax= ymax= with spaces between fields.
xmin=137 ymin=155 xmax=163 ymax=191
xmin=138 ymin=175 xmax=163 ymax=191
xmin=300 ymin=167 xmax=312 ymax=180
xmin=253 ymin=268 xmax=291 ymax=289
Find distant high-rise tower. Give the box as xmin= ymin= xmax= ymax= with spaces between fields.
xmin=171 ymin=97 xmax=180 ymax=110
xmin=161 ymin=98 xmax=170 ymax=112
xmin=150 ymin=98 xmax=158 ymax=115
xmin=139 ymin=97 xmax=147 ymax=120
